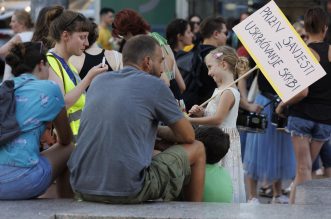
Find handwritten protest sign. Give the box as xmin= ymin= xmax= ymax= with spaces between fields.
xmin=233 ymin=0 xmax=326 ymax=102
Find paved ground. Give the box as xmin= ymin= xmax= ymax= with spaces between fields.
xmin=0 ymin=199 xmax=330 ymax=219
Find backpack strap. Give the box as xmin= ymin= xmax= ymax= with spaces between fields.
xmin=14 ymin=78 xmax=33 ymax=90
xmin=191 ymin=45 xmax=203 ymax=87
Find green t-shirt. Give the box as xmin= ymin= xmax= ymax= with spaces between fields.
xmin=203 ymin=164 xmax=233 ymax=203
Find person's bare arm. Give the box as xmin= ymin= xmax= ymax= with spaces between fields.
xmin=53 ymin=108 xmax=73 ymax=145
xmin=0 ymin=35 xmax=21 ymax=58
xmin=275 ymin=46 xmax=318 ymax=114
xmin=276 ymin=88 xmax=308 ymax=114
xmin=238 ymin=78 xmax=248 ymax=99
xmin=157 ymin=117 xmax=195 ymax=144
xmin=48 ymin=63 xmax=108 ymax=109
xmin=167 ymin=45 xmax=186 ymax=93
xmin=174 ymin=64 xmax=186 ymax=93
xmin=69 ymin=54 xmax=85 ymax=75
xmin=189 ymin=90 xmax=235 ymax=126
xmin=105 ymin=50 xmax=123 ymax=71
xmin=238 ymin=77 xmax=262 ymax=113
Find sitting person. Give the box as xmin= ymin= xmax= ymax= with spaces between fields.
xmin=68 ymin=35 xmax=206 ymax=203
xmin=195 ymin=126 xmax=233 ymax=203
xmin=0 ymin=42 xmax=73 ymax=200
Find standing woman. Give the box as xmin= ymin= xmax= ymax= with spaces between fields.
xmin=70 ymin=21 xmax=122 ymax=80
xmin=1 ymin=10 xmax=34 ymax=81
xmin=31 ymin=5 xmax=64 ymax=50
xmin=0 ymin=42 xmax=73 ymax=199
xmin=276 ymin=7 xmax=331 ymax=204
xmin=188 ymin=15 xmax=202 ymax=46
xmin=166 ymin=19 xmax=194 ymax=55
xmin=112 ymin=9 xmax=186 ymax=97
xmin=47 ymin=11 xmax=108 ymax=141
xmin=0 ymin=10 xmax=34 ymax=58
xmin=165 ymin=19 xmax=193 ymax=106
xmin=244 ymin=73 xmax=295 ymax=204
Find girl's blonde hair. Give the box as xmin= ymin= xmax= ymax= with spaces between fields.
xmin=208 ymin=45 xmax=250 ymax=79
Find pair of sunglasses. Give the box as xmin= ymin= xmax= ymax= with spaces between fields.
xmin=64 ymin=13 xmax=85 ymax=30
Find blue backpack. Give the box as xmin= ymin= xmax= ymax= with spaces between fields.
xmin=0 ymin=79 xmax=30 ymax=146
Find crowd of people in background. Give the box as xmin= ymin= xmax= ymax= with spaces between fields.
xmin=0 ymin=3 xmax=331 ymax=206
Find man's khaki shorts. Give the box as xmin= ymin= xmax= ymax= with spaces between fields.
xmin=76 ymin=145 xmax=191 ymax=204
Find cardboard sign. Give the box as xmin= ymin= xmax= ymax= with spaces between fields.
xmin=233 ymin=0 xmax=326 ymax=102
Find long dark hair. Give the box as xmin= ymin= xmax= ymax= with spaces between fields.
xmin=31 ymin=5 xmax=64 ymax=50
xmin=166 ymin=19 xmax=189 ymax=51
xmin=304 ymin=7 xmax=328 ymax=34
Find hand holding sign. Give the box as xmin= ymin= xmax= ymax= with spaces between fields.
xmin=233 ymin=1 xmax=326 ymax=102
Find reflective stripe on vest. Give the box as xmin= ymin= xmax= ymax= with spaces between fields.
xmin=47 ymin=53 xmax=85 ymax=142
xmin=68 ymin=110 xmax=82 ymax=139
xmin=68 ymin=110 xmax=82 ymax=123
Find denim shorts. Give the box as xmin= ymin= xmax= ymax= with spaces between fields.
xmin=286 ymin=116 xmax=331 ymax=141
xmin=0 ymin=156 xmax=52 ymax=200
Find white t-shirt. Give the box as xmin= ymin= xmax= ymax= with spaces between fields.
xmin=2 ymin=31 xmax=33 ymax=81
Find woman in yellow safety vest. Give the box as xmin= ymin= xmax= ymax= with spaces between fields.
xmin=47 ymin=10 xmax=108 ymax=141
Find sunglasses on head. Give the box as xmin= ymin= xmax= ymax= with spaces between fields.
xmin=64 ymin=13 xmax=85 ymax=30
xmin=37 ymin=41 xmax=44 ymax=54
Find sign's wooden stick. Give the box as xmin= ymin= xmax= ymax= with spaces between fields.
xmin=188 ymin=65 xmax=258 ymax=117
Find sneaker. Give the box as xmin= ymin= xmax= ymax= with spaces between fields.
xmin=271 ymin=195 xmax=289 ymax=204
xmin=282 ymin=183 xmax=293 ymax=196
xmin=247 ymin=197 xmax=260 ymax=204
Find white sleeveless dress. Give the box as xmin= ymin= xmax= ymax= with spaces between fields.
xmin=204 ymin=87 xmax=246 ymax=203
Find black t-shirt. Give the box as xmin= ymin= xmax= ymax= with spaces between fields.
xmin=289 ymin=42 xmax=331 ymax=125
xmin=181 ymin=44 xmax=217 ymax=110
xmin=257 ymin=72 xmax=276 ymax=95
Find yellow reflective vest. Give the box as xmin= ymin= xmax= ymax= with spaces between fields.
xmin=47 ymin=52 xmax=85 ymax=142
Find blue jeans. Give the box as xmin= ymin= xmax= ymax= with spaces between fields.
xmin=0 ymin=156 xmax=52 ymax=200
xmin=286 ymin=116 xmax=331 ymax=141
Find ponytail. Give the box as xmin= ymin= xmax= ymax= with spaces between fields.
xmin=209 ymin=45 xmax=250 ymax=79
xmin=235 ymin=56 xmax=250 ymax=78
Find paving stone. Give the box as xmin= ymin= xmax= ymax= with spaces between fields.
xmin=0 ymin=199 xmax=330 ymax=219
xmin=296 ymin=178 xmax=331 ymax=205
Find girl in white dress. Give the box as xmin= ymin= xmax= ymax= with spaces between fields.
xmin=189 ymin=46 xmax=248 ymax=203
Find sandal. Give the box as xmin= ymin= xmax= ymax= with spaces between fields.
xmin=258 ymin=185 xmax=273 ymax=198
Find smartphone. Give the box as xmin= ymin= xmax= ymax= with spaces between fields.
xmin=101 ymin=57 xmax=106 ymax=67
